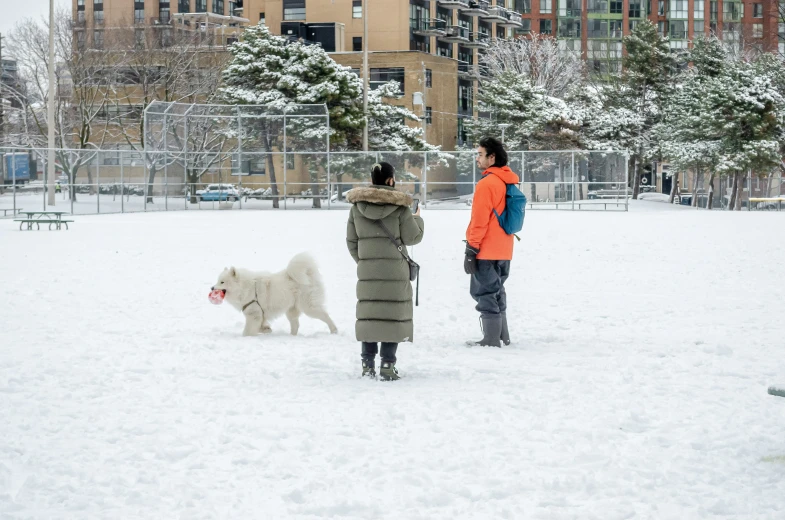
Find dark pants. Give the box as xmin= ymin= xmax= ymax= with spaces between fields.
xmin=361 ymin=342 xmax=398 ymax=363
xmin=469 ymin=260 xmax=510 ymax=317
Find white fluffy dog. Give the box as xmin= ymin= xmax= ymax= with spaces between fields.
xmin=212 ymin=253 xmax=338 ymax=337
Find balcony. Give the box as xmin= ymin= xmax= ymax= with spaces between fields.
xmin=439 ymin=25 xmax=470 ymax=43
xmin=480 ymin=6 xmax=507 ymax=23
xmin=497 ymin=10 xmax=522 ymax=28
xmin=458 ymin=61 xmax=481 ymax=81
xmin=151 ymin=15 xmax=173 ymax=26
xmin=464 ymin=31 xmax=490 ymax=48
xmin=460 ymin=0 xmax=489 ymax=16
xmin=412 ymin=18 xmax=448 ymax=37
xmin=437 ymin=0 xmax=470 ymax=9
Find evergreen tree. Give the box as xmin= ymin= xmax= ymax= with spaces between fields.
xmin=622 ymin=20 xmax=679 ymax=199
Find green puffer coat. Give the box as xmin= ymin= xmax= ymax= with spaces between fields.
xmin=346 ymin=186 xmax=425 ymax=343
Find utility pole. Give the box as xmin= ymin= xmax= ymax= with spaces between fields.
xmin=47 ymin=0 xmax=56 ymax=206
xmin=362 ymin=0 xmax=369 ymax=151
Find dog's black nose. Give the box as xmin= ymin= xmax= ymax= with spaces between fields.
xmin=210 ymin=286 xmax=214 ymax=291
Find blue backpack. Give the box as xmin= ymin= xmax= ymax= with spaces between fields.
xmin=492 ymin=182 xmax=527 ymax=240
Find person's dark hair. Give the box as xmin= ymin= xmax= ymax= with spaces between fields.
xmin=371 ymin=162 xmax=395 ymax=186
xmin=478 ymin=136 xmax=508 ymax=168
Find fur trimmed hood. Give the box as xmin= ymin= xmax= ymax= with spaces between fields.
xmin=346 ymin=186 xmax=413 ymax=207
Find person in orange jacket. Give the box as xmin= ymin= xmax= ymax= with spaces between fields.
xmin=464 ymin=136 xmax=520 ymax=347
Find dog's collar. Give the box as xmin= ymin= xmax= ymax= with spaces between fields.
xmin=242 ymin=283 xmax=263 ymax=314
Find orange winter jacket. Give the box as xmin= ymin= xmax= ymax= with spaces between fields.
xmin=465 ymin=166 xmax=521 ymax=261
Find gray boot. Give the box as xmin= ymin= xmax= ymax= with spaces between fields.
xmin=466 ymin=316 xmax=502 ymax=347
xmin=500 ymin=312 xmax=511 ymax=346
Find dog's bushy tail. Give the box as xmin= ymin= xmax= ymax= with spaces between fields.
xmin=286 ymin=252 xmax=321 ymax=287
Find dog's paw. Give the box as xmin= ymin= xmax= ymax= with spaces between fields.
xmin=330 ymin=327 xmax=338 ymax=335
xmin=261 ymin=326 xmax=273 ymax=334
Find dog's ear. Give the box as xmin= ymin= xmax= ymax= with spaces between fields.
xmin=229 ymin=267 xmax=237 ymax=277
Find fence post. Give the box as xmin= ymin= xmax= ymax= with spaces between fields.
xmin=236 ymin=107 xmax=243 ymax=210
xmin=326 ymin=111 xmax=331 ymax=210
xmin=625 ymin=152 xmax=630 ymax=212
xmin=120 ymin=155 xmax=124 ymax=213
xmin=11 ymin=152 xmax=16 ymax=215
xmin=423 ymin=151 xmax=428 ymax=208
xmin=96 ymin=153 xmax=100 ymax=214
xmin=571 ymin=151 xmax=575 ymax=211
xmin=283 ymin=112 xmax=287 ymax=210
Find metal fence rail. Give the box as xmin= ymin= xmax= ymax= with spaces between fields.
xmin=0 ymin=148 xmax=630 ymax=216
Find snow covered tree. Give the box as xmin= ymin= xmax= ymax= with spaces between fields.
xmin=622 ymin=20 xmax=679 ymax=199
xmin=480 ymin=34 xmax=585 ymax=97
xmin=220 ymin=25 xmax=437 ymax=207
xmin=467 ymin=71 xmax=582 ymax=150
xmin=220 ymin=25 xmax=364 ymax=207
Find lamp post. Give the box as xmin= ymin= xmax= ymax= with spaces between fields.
xmin=499 ymin=123 xmax=511 ymax=145
xmin=46 ymin=0 xmax=56 ymax=206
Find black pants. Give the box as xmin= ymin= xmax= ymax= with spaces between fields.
xmin=361 ymin=342 xmax=398 ymax=363
xmin=469 ymin=260 xmax=511 ymax=318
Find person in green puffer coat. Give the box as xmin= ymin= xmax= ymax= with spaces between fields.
xmin=346 ymin=162 xmax=425 ymax=381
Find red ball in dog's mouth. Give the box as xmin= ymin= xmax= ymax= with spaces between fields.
xmin=208 ymin=289 xmax=226 ymax=305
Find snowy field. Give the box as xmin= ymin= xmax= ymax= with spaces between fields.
xmin=1 ymin=201 xmax=784 ymax=519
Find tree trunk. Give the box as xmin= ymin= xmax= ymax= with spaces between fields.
xmin=263 ymin=132 xmax=280 ymax=209
xmin=706 ymin=172 xmax=715 ymax=210
xmin=728 ymin=171 xmax=739 ymax=211
xmin=734 ymin=171 xmax=744 ymax=211
xmin=632 ymin=151 xmax=643 ymax=200
xmin=669 ymin=171 xmax=680 ymax=204
xmin=311 ymin=181 xmax=322 ymax=208
xmin=146 ymin=162 xmax=157 ymax=204
xmin=188 ymin=169 xmax=199 ymax=204
xmin=87 ymin=169 xmax=96 ymax=196
xmin=69 ymin=167 xmax=79 ymax=202
xmin=691 ymin=167 xmax=700 ymax=207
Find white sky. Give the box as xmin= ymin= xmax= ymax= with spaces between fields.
xmin=1 ymin=0 xmax=68 ymax=49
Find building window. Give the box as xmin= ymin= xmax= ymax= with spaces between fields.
xmin=353 ymin=36 xmax=362 ymax=51
xmin=670 ymin=20 xmax=687 ymax=38
xmin=518 ymin=18 xmax=531 ymax=33
xmin=610 ymin=0 xmax=623 ymax=13
xmin=629 ymin=19 xmax=639 ymax=31
xmin=370 ymin=68 xmax=405 ymax=93
xmin=516 ymin=0 xmax=532 ymax=13
xmin=94 ymin=11 xmax=105 ymax=24
xmin=353 ymin=0 xmax=362 ymax=18
xmin=259 ymin=12 xmax=265 ymax=25
xmin=159 ymin=2 xmax=170 ymax=22
xmin=670 ymin=0 xmax=687 ymax=18
xmin=588 ymin=0 xmax=608 ymax=13
xmin=410 ymin=34 xmax=430 ymax=52
xmin=587 ymin=19 xmax=608 ymax=38
xmin=135 ymin=1 xmax=145 ymax=24
xmin=753 ymin=23 xmax=763 ymax=37
xmin=539 ymin=19 xmax=553 ymax=34
xmin=77 ymin=31 xmax=86 ymax=51
xmin=559 ymin=0 xmax=581 ymax=16
xmin=437 ymin=42 xmax=452 ymax=58
xmin=658 ymin=21 xmax=668 ymax=36
xmin=694 ymin=20 xmax=704 ymax=32
xmin=94 ymin=30 xmax=104 ymax=49
xmin=694 ymin=0 xmax=704 ymax=19
xmin=425 ymin=107 xmax=432 ymax=124
xmin=213 ymin=0 xmax=224 ymax=15
xmin=658 ymin=0 xmax=665 ymax=15
xmin=195 ymin=0 xmax=206 ymax=12
xmin=283 ymin=0 xmax=306 ymax=20
xmin=710 ymin=1 xmax=718 ymax=19
xmin=558 ymin=19 xmax=581 ymax=37
xmin=426 ymin=69 xmax=432 ymax=88
xmin=540 ymin=0 xmax=553 ymax=14
xmin=610 ymin=19 xmax=622 ymax=37
xmin=179 ymin=0 xmax=189 ymax=13
xmin=753 ymin=3 xmax=763 ymax=17
xmin=629 ymin=0 xmax=641 ymax=17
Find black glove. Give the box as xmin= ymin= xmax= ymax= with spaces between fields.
xmin=464 ymin=243 xmax=480 ymax=275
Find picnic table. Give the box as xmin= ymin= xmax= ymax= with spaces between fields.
xmin=14 ymin=211 xmax=73 ymax=231
xmin=0 ymin=208 xmax=23 ymax=217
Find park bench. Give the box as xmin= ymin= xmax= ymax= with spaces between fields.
xmin=14 ymin=211 xmax=72 ymax=230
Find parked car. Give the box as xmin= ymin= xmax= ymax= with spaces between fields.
xmin=196 ymin=184 xmax=240 ymax=202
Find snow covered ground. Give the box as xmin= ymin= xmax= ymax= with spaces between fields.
xmin=1 ymin=201 xmax=784 ymax=519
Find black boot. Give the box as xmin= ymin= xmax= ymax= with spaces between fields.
xmin=379 ymin=343 xmax=400 ymax=381
xmin=466 ymin=316 xmax=502 ymax=347
xmin=500 ymin=312 xmax=511 ymax=346
xmin=361 ymin=342 xmax=378 ymax=377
